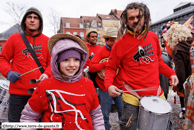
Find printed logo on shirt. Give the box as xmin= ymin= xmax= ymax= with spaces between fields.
xmin=133 ymin=43 xmax=155 ymax=64
xmin=45 ymin=90 xmax=88 ymax=129
xmin=22 ymin=44 xmax=42 ymax=59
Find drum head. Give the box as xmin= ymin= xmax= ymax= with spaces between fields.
xmin=140 ymin=96 xmax=171 ymax=114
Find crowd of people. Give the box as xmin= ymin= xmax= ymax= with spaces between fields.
xmin=0 ymin=2 xmax=194 ymax=130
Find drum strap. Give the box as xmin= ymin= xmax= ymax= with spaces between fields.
xmin=123 ymin=82 xmax=141 ymax=99
xmin=123 ymin=82 xmax=161 ymax=99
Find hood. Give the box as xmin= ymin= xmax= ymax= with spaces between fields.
xmin=173 ymin=37 xmax=194 ymax=54
xmin=21 ymin=7 xmax=43 ymax=36
xmin=51 ymin=39 xmax=88 ymax=83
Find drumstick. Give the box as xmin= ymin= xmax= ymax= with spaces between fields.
xmin=122 ymin=87 xmax=158 ymax=93
xmin=167 ymin=86 xmax=173 ymax=102
xmin=126 ymin=114 xmax=133 ymax=127
xmin=20 ymin=66 xmax=42 ymax=77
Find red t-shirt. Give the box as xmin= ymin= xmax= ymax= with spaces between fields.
xmin=28 ymin=76 xmax=99 ymax=130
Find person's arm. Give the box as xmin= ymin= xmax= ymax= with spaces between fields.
xmin=89 ymin=50 xmax=107 ymax=72
xmin=90 ymin=105 xmax=105 ymax=130
xmin=104 ymin=40 xmax=123 ymax=95
xmin=154 ymin=34 xmax=178 ymax=86
xmin=20 ymin=103 xmax=41 ymax=122
xmin=155 ymin=35 xmax=176 ymax=78
xmin=0 ymin=34 xmax=15 ymax=77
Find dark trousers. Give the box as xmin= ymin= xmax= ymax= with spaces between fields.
xmin=8 ymin=94 xmax=31 ymax=122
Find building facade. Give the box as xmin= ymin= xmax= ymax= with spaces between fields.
xmin=150 ymin=2 xmax=194 ymax=43
xmin=58 ymin=9 xmax=122 ymax=46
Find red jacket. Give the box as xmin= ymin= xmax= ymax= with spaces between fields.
xmin=84 ymin=43 xmax=101 ymax=68
xmin=104 ymin=31 xmax=176 ymax=97
xmin=0 ymin=33 xmax=51 ymax=95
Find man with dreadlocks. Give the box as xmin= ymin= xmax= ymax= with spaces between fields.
xmin=104 ymin=2 xmax=179 ymax=130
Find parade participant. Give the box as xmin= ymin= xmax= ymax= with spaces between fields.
xmin=167 ymin=24 xmax=194 ymax=119
xmin=104 ymin=2 xmax=179 ymax=130
xmin=159 ymin=46 xmax=172 ymax=99
xmin=84 ymin=29 xmax=101 ymax=88
xmin=20 ymin=33 xmax=105 ymax=130
xmin=0 ymin=7 xmax=51 ymax=123
xmin=84 ymin=29 xmax=101 ymax=67
xmin=89 ymin=28 xmax=123 ymax=130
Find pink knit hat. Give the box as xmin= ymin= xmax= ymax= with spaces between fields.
xmin=57 ymin=49 xmax=81 ymax=63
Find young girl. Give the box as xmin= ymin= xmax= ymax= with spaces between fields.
xmin=20 ymin=34 xmax=105 ymax=130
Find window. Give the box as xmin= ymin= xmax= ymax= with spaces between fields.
xmin=104 ymin=26 xmax=107 ymax=32
xmin=91 ymin=20 xmax=97 ymax=27
xmin=98 ymin=34 xmax=100 ymax=41
xmin=66 ymin=31 xmax=70 ymax=34
xmin=110 ymin=26 xmax=113 ymax=28
xmin=80 ymin=32 xmax=84 ymax=39
xmin=79 ymin=23 xmax=83 ymax=28
xmin=73 ymin=32 xmax=77 ymax=35
xmin=87 ymin=22 xmax=90 ymax=26
xmin=98 ymin=23 xmax=101 ymax=26
xmin=66 ymin=23 xmax=70 ymax=27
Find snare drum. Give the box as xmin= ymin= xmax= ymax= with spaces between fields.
xmin=0 ymin=80 xmax=10 ymax=122
xmin=137 ymin=96 xmax=172 ymax=130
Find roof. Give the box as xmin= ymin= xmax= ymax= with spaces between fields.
xmin=109 ymin=9 xmax=123 ymax=19
xmin=97 ymin=14 xmax=117 ymax=20
xmin=61 ymin=17 xmax=84 ymax=28
xmin=151 ymin=2 xmax=194 ymax=26
xmin=80 ymin=16 xmax=101 ymax=23
xmin=0 ymin=23 xmax=21 ymax=41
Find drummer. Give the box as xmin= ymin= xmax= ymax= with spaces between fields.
xmin=89 ymin=28 xmax=123 ymax=130
xmin=104 ymin=2 xmax=179 ymax=130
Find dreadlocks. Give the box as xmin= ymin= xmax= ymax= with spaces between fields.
xmin=117 ymin=2 xmax=150 ymax=40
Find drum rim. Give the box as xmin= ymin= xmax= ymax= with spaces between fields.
xmin=140 ymin=96 xmax=172 ymax=114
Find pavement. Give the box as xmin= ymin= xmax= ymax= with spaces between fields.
xmin=109 ymin=87 xmax=185 ymax=130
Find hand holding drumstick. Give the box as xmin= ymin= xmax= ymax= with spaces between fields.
xmin=7 ymin=66 xmax=42 ymax=83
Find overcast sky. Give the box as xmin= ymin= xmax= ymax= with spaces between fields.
xmin=0 ymin=0 xmax=186 ymax=37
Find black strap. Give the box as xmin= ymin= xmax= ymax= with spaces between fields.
xmin=20 ymin=32 xmax=45 ymax=73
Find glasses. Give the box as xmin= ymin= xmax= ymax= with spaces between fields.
xmin=128 ymin=15 xmax=143 ymax=21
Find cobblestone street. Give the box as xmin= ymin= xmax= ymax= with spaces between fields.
xmin=109 ymin=88 xmax=184 ymax=130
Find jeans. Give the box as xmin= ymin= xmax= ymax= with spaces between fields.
xmin=98 ymin=88 xmax=123 ymax=130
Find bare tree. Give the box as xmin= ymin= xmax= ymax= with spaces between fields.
xmin=47 ymin=8 xmax=61 ymax=34
xmin=3 ymin=2 xmax=27 ymax=26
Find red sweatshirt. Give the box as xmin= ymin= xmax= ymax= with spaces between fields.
xmin=28 ymin=76 xmax=99 ymax=130
xmin=0 ymin=33 xmax=51 ymax=95
xmin=89 ymin=46 xmax=123 ymax=91
xmin=104 ymin=31 xmax=176 ymax=97
xmin=84 ymin=43 xmax=101 ymax=68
